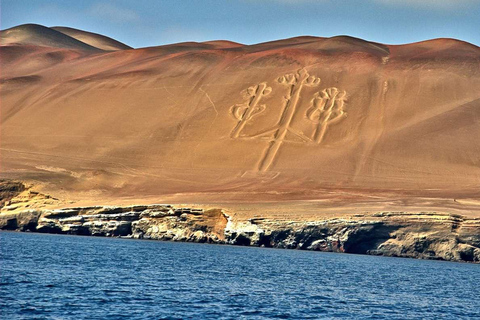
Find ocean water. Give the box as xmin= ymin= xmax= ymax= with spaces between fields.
xmin=1 ymin=232 xmax=479 ymax=320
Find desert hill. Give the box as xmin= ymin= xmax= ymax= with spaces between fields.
xmin=1 ymin=24 xmax=480 ymax=220
xmin=0 ymin=24 xmax=132 ymax=52
xmin=0 ymin=24 xmax=100 ymax=51
xmin=51 ymin=26 xmax=132 ymax=51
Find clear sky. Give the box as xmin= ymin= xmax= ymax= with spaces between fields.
xmin=1 ymin=0 xmax=479 ymax=48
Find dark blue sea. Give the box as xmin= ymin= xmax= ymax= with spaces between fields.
xmin=1 ymin=232 xmax=479 ymax=319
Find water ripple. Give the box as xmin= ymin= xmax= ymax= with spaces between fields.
xmin=1 ymin=232 xmax=479 ymax=319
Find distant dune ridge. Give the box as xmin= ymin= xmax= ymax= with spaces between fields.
xmin=51 ymin=26 xmax=133 ymax=51
xmin=1 ymin=23 xmax=480 ymax=219
xmin=0 ymin=24 xmax=131 ymax=51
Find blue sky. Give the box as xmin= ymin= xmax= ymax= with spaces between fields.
xmin=1 ymin=0 xmax=479 ymax=48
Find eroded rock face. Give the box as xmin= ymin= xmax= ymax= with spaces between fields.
xmin=132 ymin=207 xmax=227 ymax=243
xmin=224 ymin=213 xmax=480 ymax=263
xmin=1 ymin=203 xmax=479 ymax=263
xmin=0 ymin=210 xmax=41 ymax=231
xmin=0 ymin=203 xmax=228 ymax=243
xmin=0 ymin=180 xmax=62 ymax=212
xmin=36 ymin=206 xmax=145 ymax=236
xmin=0 ymin=180 xmax=25 ymax=209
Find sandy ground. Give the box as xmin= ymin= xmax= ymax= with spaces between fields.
xmin=1 ymin=25 xmax=480 ymax=219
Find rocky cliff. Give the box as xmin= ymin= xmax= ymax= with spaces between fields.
xmin=0 ymin=202 xmax=227 ymax=243
xmin=225 ymin=213 xmax=480 ymax=262
xmin=2 ymin=182 xmax=479 ymax=263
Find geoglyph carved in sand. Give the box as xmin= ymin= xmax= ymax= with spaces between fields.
xmin=230 ymin=82 xmax=272 ymax=139
xmin=306 ymin=87 xmax=347 ymax=144
xmin=229 ymin=68 xmax=347 ymax=172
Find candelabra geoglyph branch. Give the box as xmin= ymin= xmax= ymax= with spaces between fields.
xmin=230 ymin=82 xmax=272 ymax=138
xmin=306 ymin=87 xmax=347 ymax=144
xmin=257 ymin=68 xmax=320 ymax=172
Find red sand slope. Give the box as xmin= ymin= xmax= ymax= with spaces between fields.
xmin=1 ymin=25 xmax=479 ymax=217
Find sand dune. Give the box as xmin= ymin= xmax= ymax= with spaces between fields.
xmin=1 ymin=24 xmax=479 ymax=218
xmin=202 ymin=40 xmax=243 ymax=49
xmin=52 ymin=26 xmax=132 ymax=51
xmin=0 ymin=24 xmax=100 ymax=51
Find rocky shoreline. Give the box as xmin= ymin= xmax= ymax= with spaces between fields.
xmin=1 ymin=202 xmax=479 ymax=263
xmin=1 ymin=179 xmax=479 ymax=263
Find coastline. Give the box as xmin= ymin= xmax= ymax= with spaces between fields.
xmin=2 ymin=202 xmax=479 ymax=264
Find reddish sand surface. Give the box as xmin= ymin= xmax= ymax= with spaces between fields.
xmin=1 ymin=24 xmax=480 ymax=219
